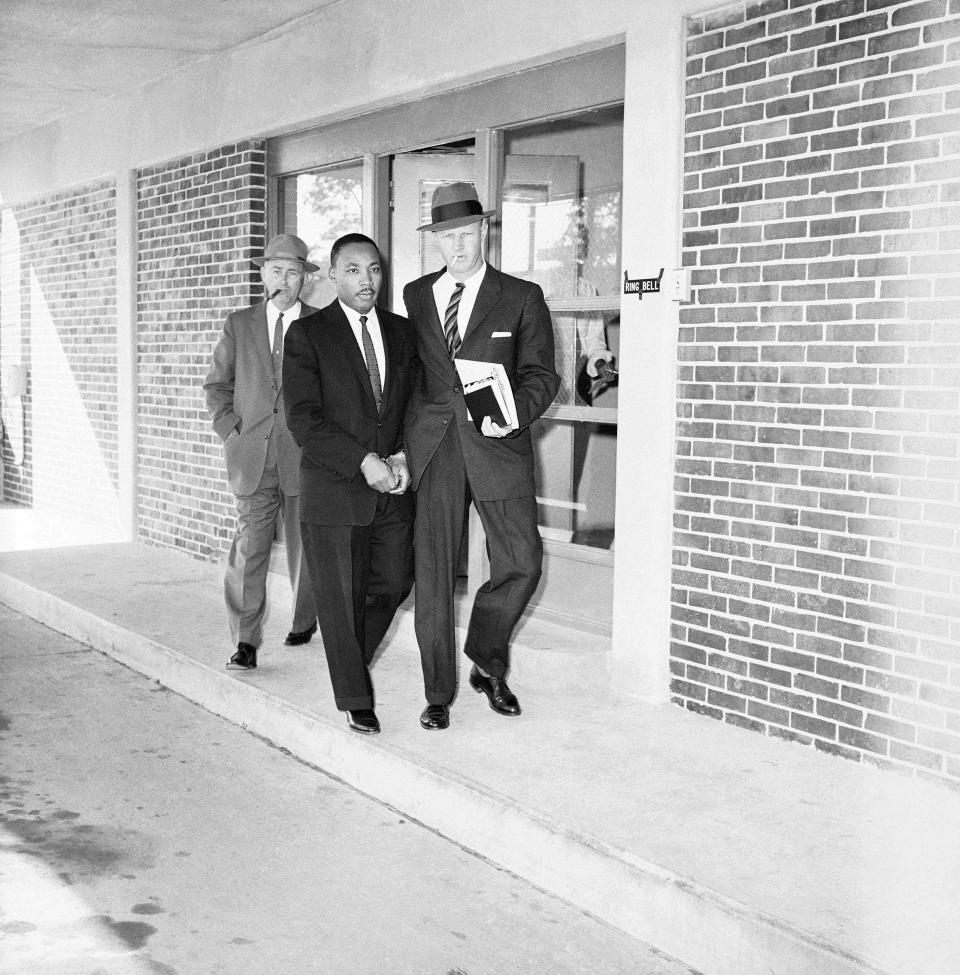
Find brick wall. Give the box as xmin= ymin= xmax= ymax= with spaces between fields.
xmin=137 ymin=141 xmax=266 ymax=558
xmin=0 ymin=184 xmax=119 ymax=526
xmin=136 ymin=141 xmax=267 ymax=558
xmin=0 ymin=205 xmax=29 ymax=505
xmin=675 ymin=0 xmax=960 ymax=787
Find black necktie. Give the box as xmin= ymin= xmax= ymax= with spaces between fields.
xmin=443 ymin=283 xmax=465 ymax=358
xmin=359 ymin=315 xmax=382 ymax=410
xmin=272 ymin=312 xmax=283 ymax=382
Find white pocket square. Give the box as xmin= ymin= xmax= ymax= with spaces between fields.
xmin=491 ymin=331 xmax=512 ymax=338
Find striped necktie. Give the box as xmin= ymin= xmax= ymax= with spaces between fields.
xmin=359 ymin=315 xmax=382 ymax=410
xmin=443 ymin=283 xmax=465 ymax=358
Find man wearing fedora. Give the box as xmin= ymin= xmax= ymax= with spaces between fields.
xmin=204 ymin=233 xmax=319 ymax=670
xmin=402 ymin=182 xmax=559 ymax=730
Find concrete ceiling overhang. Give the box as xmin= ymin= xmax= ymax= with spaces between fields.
xmin=0 ymin=0 xmax=339 ymax=147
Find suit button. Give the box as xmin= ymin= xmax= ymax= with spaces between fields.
xmin=273 ymin=408 xmax=278 ymax=414
xmin=441 ymin=419 xmax=448 ymax=425
xmin=453 ymin=385 xmax=462 ymax=392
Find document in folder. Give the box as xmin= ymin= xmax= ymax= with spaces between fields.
xmin=455 ymin=359 xmax=517 ymax=433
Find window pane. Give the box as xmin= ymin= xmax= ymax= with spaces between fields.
xmin=280 ymin=162 xmax=364 ymax=308
xmin=533 ymin=419 xmax=617 ymax=550
xmin=547 ymin=309 xmax=621 ymax=410
xmin=501 ymin=106 xmax=622 ymax=550
xmin=501 ymin=175 xmax=578 ymax=299
xmin=501 ymin=107 xmax=623 ymax=280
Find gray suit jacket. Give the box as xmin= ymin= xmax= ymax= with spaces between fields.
xmin=204 ymin=299 xmax=317 ymax=497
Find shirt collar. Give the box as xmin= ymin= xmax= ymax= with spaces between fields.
xmin=268 ymin=300 xmax=301 ymax=324
xmin=443 ymin=262 xmax=486 ymax=292
xmin=338 ymin=299 xmax=378 ymax=328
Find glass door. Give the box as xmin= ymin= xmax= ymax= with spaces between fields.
xmin=388 ymin=107 xmax=623 ymax=632
xmin=390 ymin=152 xmax=476 ymax=311
xmin=499 ymin=108 xmax=623 ymax=631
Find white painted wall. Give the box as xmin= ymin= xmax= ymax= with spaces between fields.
xmin=613 ymin=11 xmax=688 ymax=702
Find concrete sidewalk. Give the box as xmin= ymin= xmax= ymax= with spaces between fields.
xmin=1 ymin=527 xmax=958 ymax=974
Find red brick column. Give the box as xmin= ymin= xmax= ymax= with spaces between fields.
xmin=136 ymin=141 xmax=266 ymax=558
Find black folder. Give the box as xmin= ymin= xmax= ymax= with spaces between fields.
xmin=463 ymin=381 xmax=508 ymax=432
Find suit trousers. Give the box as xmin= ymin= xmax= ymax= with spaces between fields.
xmin=224 ymin=435 xmax=316 ymax=647
xmin=301 ymin=492 xmax=413 ymax=711
xmin=414 ymin=422 xmax=543 ymax=705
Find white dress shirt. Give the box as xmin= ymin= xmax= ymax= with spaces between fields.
xmin=266 ymin=300 xmax=301 ymax=345
xmin=432 ymin=263 xmax=487 ymax=343
xmin=339 ymin=300 xmax=386 ymax=387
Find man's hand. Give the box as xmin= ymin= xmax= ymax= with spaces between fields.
xmin=361 ymin=453 xmax=399 ymax=493
xmin=597 ymin=359 xmax=618 ymax=380
xmin=480 ymin=416 xmax=516 ymax=439
xmin=385 ymin=453 xmax=411 ymax=494
xmin=591 ymin=355 xmax=617 ymax=380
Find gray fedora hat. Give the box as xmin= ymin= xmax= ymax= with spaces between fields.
xmin=417 ymin=182 xmax=496 ymax=232
xmin=251 ymin=233 xmax=320 ymax=272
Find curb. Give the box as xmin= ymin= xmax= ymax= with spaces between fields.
xmin=0 ymin=570 xmax=892 ymax=975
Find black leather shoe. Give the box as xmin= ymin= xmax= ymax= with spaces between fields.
xmin=284 ymin=621 xmax=317 ymax=646
xmin=227 ymin=642 xmax=257 ymax=669
xmin=347 ymin=709 xmax=380 ymax=734
xmin=420 ymin=704 xmax=450 ymax=730
xmin=469 ymin=666 xmax=521 ymax=716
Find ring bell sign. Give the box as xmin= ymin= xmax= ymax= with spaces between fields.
xmin=623 ymin=268 xmax=664 ymax=299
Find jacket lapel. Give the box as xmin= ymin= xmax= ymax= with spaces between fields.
xmin=328 ymin=301 xmax=379 ymax=411
xmin=460 ymin=265 xmax=501 ymax=347
xmin=380 ymin=315 xmax=398 ymax=407
xmin=416 ymin=271 xmax=447 ymax=352
xmin=251 ymin=301 xmax=273 ymax=374
xmin=275 ymin=302 xmax=316 ymax=402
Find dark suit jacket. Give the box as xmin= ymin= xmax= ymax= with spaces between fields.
xmin=282 ymin=299 xmax=417 ymax=527
xmin=402 ymin=265 xmax=559 ymax=501
xmin=204 ymin=299 xmax=317 ymax=497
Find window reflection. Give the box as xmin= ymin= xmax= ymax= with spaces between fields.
xmin=501 ymin=106 xmax=623 ymax=551
xmin=502 ymin=180 xmax=578 ymax=299
xmin=533 ymin=419 xmax=617 ymax=550
xmin=280 ymin=162 xmax=363 ymax=308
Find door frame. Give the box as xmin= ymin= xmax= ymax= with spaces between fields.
xmin=268 ymin=46 xmax=627 ymax=636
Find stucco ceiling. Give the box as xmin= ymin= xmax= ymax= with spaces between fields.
xmin=0 ymin=0 xmax=339 ymax=146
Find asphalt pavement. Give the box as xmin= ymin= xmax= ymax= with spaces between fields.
xmin=0 ymin=602 xmax=697 ymax=975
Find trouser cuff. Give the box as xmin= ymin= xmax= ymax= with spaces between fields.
xmin=336 ymin=696 xmax=374 ymax=711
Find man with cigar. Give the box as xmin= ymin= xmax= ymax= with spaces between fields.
xmin=204 ymin=234 xmax=319 ymax=670
xmin=402 ymin=183 xmax=559 ymax=730
xmin=284 ymin=233 xmax=416 ymax=735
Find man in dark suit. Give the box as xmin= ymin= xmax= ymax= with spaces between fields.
xmin=283 ymin=234 xmax=416 ymax=735
xmin=204 ymin=234 xmax=319 ymax=670
xmin=402 ymin=183 xmax=559 ymax=730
